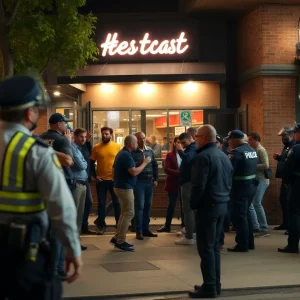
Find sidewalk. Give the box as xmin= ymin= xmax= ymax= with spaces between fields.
xmin=64 ymin=219 xmax=300 ymax=299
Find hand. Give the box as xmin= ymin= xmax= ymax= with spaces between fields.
xmin=153 ymin=181 xmax=158 ymax=187
xmin=86 ymin=130 xmax=92 ymax=142
xmin=96 ymin=176 xmax=103 ymax=182
xmin=144 ymin=156 xmax=152 ymax=164
xmin=64 ymin=129 xmax=73 ymax=143
xmin=273 ymin=153 xmax=279 ymax=160
xmin=176 ymin=143 xmax=183 ymax=151
xmin=65 ymin=255 xmax=83 ymax=284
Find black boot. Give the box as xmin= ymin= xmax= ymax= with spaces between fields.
xmin=189 ymin=285 xmax=217 ymax=298
xmin=157 ymin=225 xmax=171 ymax=233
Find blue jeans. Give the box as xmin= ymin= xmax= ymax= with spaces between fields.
xmin=249 ymin=180 xmax=269 ymax=231
xmin=96 ymin=180 xmax=120 ymax=225
xmin=82 ymin=182 xmax=93 ymax=230
xmin=133 ymin=181 xmax=154 ymax=233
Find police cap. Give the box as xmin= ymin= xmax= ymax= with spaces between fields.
xmin=0 ymin=76 xmax=50 ymax=111
xmin=227 ymin=130 xmax=244 ymax=139
xmin=49 ymin=113 xmax=71 ymax=124
xmin=277 ymin=127 xmax=294 ymax=136
xmin=293 ymin=123 xmax=300 ymax=133
xmin=216 ymin=134 xmax=223 ymax=144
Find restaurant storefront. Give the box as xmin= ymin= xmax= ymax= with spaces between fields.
xmin=36 ymin=3 xmax=300 ymax=224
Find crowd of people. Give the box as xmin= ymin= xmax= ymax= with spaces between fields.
xmin=1 ymin=76 xmax=300 ymax=299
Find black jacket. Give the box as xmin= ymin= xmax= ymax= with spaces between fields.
xmin=190 ymin=143 xmax=233 ymax=210
xmin=275 ymin=139 xmax=295 ymax=178
xmin=178 ymin=141 xmax=197 ymax=185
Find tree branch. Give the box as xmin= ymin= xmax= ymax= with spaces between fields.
xmin=40 ymin=57 xmax=51 ymax=77
xmin=6 ymin=0 xmax=20 ymax=25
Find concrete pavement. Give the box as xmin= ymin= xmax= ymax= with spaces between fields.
xmin=63 ymin=218 xmax=300 ymax=299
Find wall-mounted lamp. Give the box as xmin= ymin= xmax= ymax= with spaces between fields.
xmin=53 ymin=91 xmax=61 ymax=96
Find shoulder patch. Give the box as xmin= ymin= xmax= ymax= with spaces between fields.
xmin=51 ymin=153 xmax=63 ymax=171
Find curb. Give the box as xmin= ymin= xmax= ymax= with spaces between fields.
xmin=64 ymin=284 xmax=300 ymax=299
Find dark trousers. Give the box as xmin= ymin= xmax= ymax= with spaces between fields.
xmin=82 ymin=182 xmax=93 ymax=230
xmin=96 ymin=180 xmax=120 ymax=226
xmin=287 ymin=186 xmax=300 ymax=249
xmin=0 ymin=249 xmax=62 ymax=300
xmin=280 ymin=183 xmax=289 ymax=228
xmin=219 ymin=203 xmax=230 ymax=246
xmin=165 ymin=191 xmax=185 ymax=228
xmin=233 ymin=182 xmax=257 ymax=250
xmin=195 ymin=203 xmax=227 ymax=291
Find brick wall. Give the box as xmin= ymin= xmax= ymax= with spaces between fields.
xmin=35 ymin=110 xmax=48 ymax=135
xmin=238 ymin=5 xmax=299 ymax=224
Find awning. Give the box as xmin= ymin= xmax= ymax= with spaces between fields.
xmin=58 ymin=62 xmax=226 ymax=84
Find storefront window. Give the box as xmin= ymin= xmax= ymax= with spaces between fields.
xmin=55 ymin=108 xmax=74 ymax=129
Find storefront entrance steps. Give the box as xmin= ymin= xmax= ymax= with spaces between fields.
xmin=64 ymin=230 xmax=300 ymax=299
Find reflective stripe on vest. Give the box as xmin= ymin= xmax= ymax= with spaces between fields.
xmin=232 ymin=174 xmax=256 ymax=180
xmin=0 ymin=132 xmax=45 ymax=213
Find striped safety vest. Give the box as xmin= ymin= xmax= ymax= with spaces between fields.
xmin=0 ymin=132 xmax=45 ymax=213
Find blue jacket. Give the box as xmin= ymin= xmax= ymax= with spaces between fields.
xmin=178 ymin=141 xmax=197 ymax=185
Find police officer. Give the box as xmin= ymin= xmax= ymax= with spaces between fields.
xmin=273 ymin=127 xmax=295 ymax=232
xmin=278 ymin=123 xmax=300 ymax=253
xmin=189 ymin=125 xmax=233 ymax=298
xmin=0 ymin=76 xmax=82 ymax=299
xmin=227 ymin=130 xmax=259 ymax=252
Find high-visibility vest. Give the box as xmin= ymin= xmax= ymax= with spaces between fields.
xmin=0 ymin=132 xmax=45 ymax=213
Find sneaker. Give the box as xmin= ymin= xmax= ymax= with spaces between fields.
xmin=174 ymin=237 xmax=194 ymax=245
xmin=253 ymin=228 xmax=260 ymax=233
xmin=176 ymin=227 xmax=186 ymax=236
xmin=114 ymin=242 xmax=135 ymax=252
xmin=110 ymin=237 xmax=134 ymax=248
xmin=255 ymin=231 xmax=270 ymax=238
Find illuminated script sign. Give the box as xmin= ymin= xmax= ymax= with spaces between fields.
xmin=100 ymin=32 xmax=189 ymax=57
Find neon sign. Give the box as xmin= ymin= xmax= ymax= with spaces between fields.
xmin=100 ymin=32 xmax=189 ymax=57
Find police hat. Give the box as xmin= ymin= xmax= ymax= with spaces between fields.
xmin=293 ymin=123 xmax=300 ymax=133
xmin=49 ymin=113 xmax=71 ymax=124
xmin=0 ymin=76 xmax=50 ymax=111
xmin=216 ymin=134 xmax=223 ymax=144
xmin=227 ymin=129 xmax=244 ymax=139
xmin=277 ymin=126 xmax=294 ymax=136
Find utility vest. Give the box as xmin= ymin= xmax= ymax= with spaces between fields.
xmin=0 ymin=132 xmax=45 ymax=213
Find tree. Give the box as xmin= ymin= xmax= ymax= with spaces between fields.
xmin=0 ymin=0 xmax=99 ymax=79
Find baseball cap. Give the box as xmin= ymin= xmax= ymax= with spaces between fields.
xmin=227 ymin=130 xmax=244 ymax=139
xmin=216 ymin=134 xmax=223 ymax=144
xmin=278 ymin=126 xmax=294 ymax=136
xmin=293 ymin=123 xmax=300 ymax=133
xmin=49 ymin=113 xmax=71 ymax=124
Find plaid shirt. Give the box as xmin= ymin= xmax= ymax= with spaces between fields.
xmin=131 ymin=146 xmax=158 ymax=181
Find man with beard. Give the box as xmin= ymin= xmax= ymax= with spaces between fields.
xmin=91 ymin=127 xmax=121 ymax=234
xmin=273 ymin=127 xmax=295 ymax=232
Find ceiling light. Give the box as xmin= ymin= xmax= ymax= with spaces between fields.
xmin=140 ymin=82 xmax=153 ymax=94
xmin=53 ymin=91 xmax=61 ymax=96
xmin=100 ymin=83 xmax=113 ymax=92
xmin=184 ymin=81 xmax=197 ymax=91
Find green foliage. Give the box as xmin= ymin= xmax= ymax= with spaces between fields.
xmin=5 ymin=0 xmax=99 ymax=77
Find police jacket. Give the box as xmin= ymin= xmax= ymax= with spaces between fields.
xmin=178 ymin=141 xmax=197 ymax=185
xmin=190 ymin=143 xmax=233 ymax=210
xmin=229 ymin=143 xmax=259 ymax=185
xmin=275 ymin=139 xmax=295 ymax=178
xmin=39 ymin=130 xmax=73 ymax=182
xmin=0 ymin=122 xmax=81 ymax=258
xmin=282 ymin=141 xmax=300 ymax=211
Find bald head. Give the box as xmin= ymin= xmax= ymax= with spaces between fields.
xmin=124 ymin=134 xmax=138 ymax=151
xmin=195 ymin=125 xmax=217 ymax=148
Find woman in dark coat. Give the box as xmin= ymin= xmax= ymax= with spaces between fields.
xmin=157 ymin=137 xmax=184 ymax=232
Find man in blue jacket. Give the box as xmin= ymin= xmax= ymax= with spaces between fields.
xmin=189 ymin=125 xmax=233 ymax=298
xmin=175 ymin=132 xmax=197 ymax=245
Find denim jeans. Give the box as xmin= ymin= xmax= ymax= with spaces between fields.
xmin=133 ymin=181 xmax=154 ymax=233
xmin=249 ymin=180 xmax=269 ymax=231
xmin=82 ymin=182 xmax=93 ymax=230
xmin=96 ymin=180 xmax=120 ymax=225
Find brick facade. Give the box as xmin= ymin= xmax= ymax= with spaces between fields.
xmin=239 ymin=5 xmax=299 ymax=224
